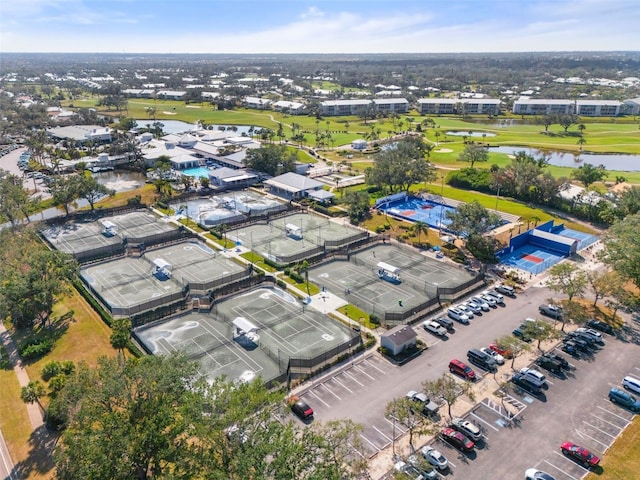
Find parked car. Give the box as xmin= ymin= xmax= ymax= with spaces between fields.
xmin=423 ymin=320 xmax=447 ymax=337
xmin=541 ymin=352 xmax=570 ymax=370
xmin=456 ymin=303 xmax=475 ymax=319
xmin=480 ymin=294 xmax=498 ymax=307
xmin=511 ymin=373 xmax=542 ymax=395
xmin=539 ymin=304 xmax=563 ymax=319
xmin=289 ymin=396 xmax=314 ymax=420
xmin=462 ymin=300 xmax=482 ymax=315
xmin=447 ymin=307 xmax=470 ymax=324
xmin=434 ymin=316 xmax=455 ymax=331
xmin=512 ymin=326 xmax=532 ymax=342
xmin=495 ymin=284 xmax=516 ymax=297
xmin=535 ymin=355 xmax=563 ymax=374
xmin=560 ymin=442 xmax=600 ymax=468
xmin=440 ymin=427 xmax=474 ymax=452
xmin=561 ymin=340 xmax=579 ymax=356
xmin=489 ymin=342 xmax=513 ymax=359
xmin=420 ymin=445 xmax=449 ymax=471
xmin=407 ymin=455 xmax=439 ymax=480
xmin=449 ymin=359 xmax=476 ymax=381
xmin=482 ymin=289 xmax=505 ymax=304
xmin=565 ymin=331 xmax=596 ymax=348
xmin=519 ymin=367 xmax=548 ymax=388
xmin=575 ymin=327 xmax=605 ymax=345
xmin=469 ymin=296 xmax=491 ymax=311
xmin=467 ymin=348 xmax=497 ymax=372
xmin=525 ymin=469 xmax=556 ymax=480
xmin=394 ymin=460 xmax=429 ymax=480
xmin=480 ymin=346 xmax=504 ymax=365
xmin=450 ymin=416 xmax=482 ymax=442
xmin=622 ymin=376 xmax=640 ymax=395
xmin=586 ymin=319 xmax=615 ymax=335
xmin=407 ymin=391 xmax=439 ymax=417
xmin=609 ymin=387 xmax=640 ymax=412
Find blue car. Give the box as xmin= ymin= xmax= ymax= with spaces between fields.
xmin=609 ymin=388 xmax=640 ymax=413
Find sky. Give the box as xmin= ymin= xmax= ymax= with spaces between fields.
xmin=1 ymin=0 xmax=639 ymax=54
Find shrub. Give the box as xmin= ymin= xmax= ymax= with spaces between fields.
xmin=20 ymin=340 xmax=54 ymax=360
xmin=289 ymin=271 xmax=304 ymax=283
xmin=369 ymin=313 xmax=380 ymax=324
xmin=127 ymin=195 xmax=142 ymax=206
xmin=60 ymin=360 xmax=75 ymax=375
xmin=276 ymin=279 xmax=287 ymax=289
xmin=447 ymin=168 xmax=493 ymax=193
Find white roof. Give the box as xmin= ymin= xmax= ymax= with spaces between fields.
xmin=373 ymin=98 xmax=409 ymax=105
xmin=233 ymin=316 xmax=257 ymax=334
xmin=417 ymin=98 xmax=458 ymax=104
xmin=321 ymin=99 xmax=372 ymax=107
xmin=264 ymin=172 xmax=323 ymax=193
xmin=153 ymin=258 xmax=171 ymax=269
xmin=377 ymin=261 xmax=399 ymax=273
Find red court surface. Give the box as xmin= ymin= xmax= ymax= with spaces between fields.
xmin=521 ymin=253 xmax=543 ymax=264
xmin=400 ymin=210 xmax=416 ymax=216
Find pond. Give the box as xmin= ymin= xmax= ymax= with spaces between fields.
xmin=491 ymin=146 xmax=640 ymax=171
xmin=94 ymin=170 xmax=148 ymax=192
xmin=445 ymin=131 xmax=496 ymax=137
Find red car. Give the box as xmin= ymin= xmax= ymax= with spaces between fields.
xmin=489 ymin=343 xmax=513 ymax=359
xmin=560 ymin=442 xmax=600 ymax=468
xmin=441 ymin=427 xmax=474 ymax=451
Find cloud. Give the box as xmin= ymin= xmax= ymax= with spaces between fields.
xmin=300 ymin=6 xmax=324 ymax=19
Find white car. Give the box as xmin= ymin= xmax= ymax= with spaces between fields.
xmin=450 ymin=416 xmax=482 ymax=441
xmin=480 ymin=346 xmax=504 ymax=365
xmin=525 ymin=469 xmax=556 ymax=480
xmin=423 ymin=320 xmax=447 ymax=337
xmin=448 ymin=307 xmax=470 ymax=324
xmin=576 ymin=327 xmax=605 ymax=345
xmin=480 ymin=293 xmax=498 ymax=307
xmin=456 ymin=303 xmax=475 ymax=319
xmin=470 ymin=296 xmax=490 ymax=311
xmin=463 ymin=301 xmax=482 ymax=314
xmin=482 ymin=289 xmax=505 ymax=304
xmin=420 ymin=445 xmax=449 ymax=471
xmin=622 ymin=376 xmax=640 ymax=395
xmin=519 ymin=367 xmax=547 ymax=387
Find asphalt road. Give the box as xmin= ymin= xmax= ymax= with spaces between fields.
xmin=295 ymin=284 xmax=639 ymax=479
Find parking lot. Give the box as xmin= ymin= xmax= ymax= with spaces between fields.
xmin=291 ymin=284 xmax=639 ymax=479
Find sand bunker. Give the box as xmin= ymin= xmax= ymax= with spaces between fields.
xmin=186 ymin=105 xmax=201 ymax=108
xmin=435 ymin=148 xmax=453 ymax=153
xmin=162 ymin=111 xmax=177 ymax=115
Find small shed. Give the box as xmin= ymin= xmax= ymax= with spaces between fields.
xmin=286 ymin=223 xmax=302 ymax=239
xmin=152 ymin=258 xmax=172 ymax=278
xmin=100 ymin=220 xmax=117 ymax=237
xmin=377 ymin=261 xmax=401 ymax=283
xmin=351 ymin=139 xmax=368 ymax=150
xmin=380 ymin=325 xmax=417 ymax=356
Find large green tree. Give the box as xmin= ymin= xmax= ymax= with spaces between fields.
xmin=76 ymin=172 xmax=116 ymax=211
xmin=600 ymin=213 xmax=640 ymax=289
xmin=366 ymin=136 xmax=436 ymax=193
xmin=0 ymin=170 xmax=39 ymax=228
xmin=245 ymin=144 xmax=297 ymax=177
xmin=52 ymin=354 xmax=366 ymax=480
xmin=423 ymin=373 xmax=474 ymax=419
xmin=458 ymin=143 xmax=489 ymax=168
xmin=572 ymin=163 xmax=607 ymax=189
xmin=546 ymin=262 xmax=588 ymax=302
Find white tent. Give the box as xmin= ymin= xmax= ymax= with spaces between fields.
xmin=232 ymin=316 xmax=259 ymax=342
xmin=153 ymin=258 xmax=172 ymax=278
xmin=377 ymin=261 xmax=401 ymax=283
xmin=285 ymin=223 xmax=302 ymax=239
xmin=100 ymin=220 xmax=117 ymax=236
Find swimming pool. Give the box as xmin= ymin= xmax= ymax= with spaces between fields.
xmin=181 ymin=166 xmax=212 ymax=178
xmin=377 ymin=196 xmax=457 ymax=231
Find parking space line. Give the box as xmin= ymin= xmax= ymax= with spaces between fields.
xmin=372 ymin=426 xmax=392 ymax=442
xmin=364 ymin=358 xmax=388 ymax=375
xmin=583 ymin=421 xmax=617 ymax=439
xmin=331 ymin=376 xmax=354 ymax=394
xmin=543 ymin=459 xmax=579 ymax=480
xmin=384 ymin=417 xmax=407 ymax=433
xmin=348 ymin=442 xmax=366 ymax=459
xmin=597 ymin=405 xmax=632 ymax=421
xmin=308 ymin=390 xmax=331 ymax=408
xmin=634 ymin=367 xmax=640 ymax=372
xmin=321 ymin=384 xmax=342 ymax=401
xmin=353 ymin=364 xmax=376 ymax=380
xmin=552 ymin=451 xmax=590 ymax=473
xmin=469 ymin=412 xmax=500 ymax=432
xmin=359 ymin=434 xmax=381 ymax=450
xmin=575 ymin=429 xmax=610 ymax=449
xmin=590 ymin=414 xmax=625 ymax=430
xmin=342 ymin=370 xmax=365 ymax=387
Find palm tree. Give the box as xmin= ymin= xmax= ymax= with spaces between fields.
xmin=412 ymin=221 xmax=429 ymax=246
xmin=577 ymin=136 xmax=587 ymax=151
xmin=21 ymin=381 xmax=47 ymax=419
xmin=578 ymin=123 xmax=586 ymax=136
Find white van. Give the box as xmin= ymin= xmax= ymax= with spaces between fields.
xmin=622 ymin=376 xmax=640 ymax=395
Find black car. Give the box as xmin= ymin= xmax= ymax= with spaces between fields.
xmin=434 ymin=316 xmax=455 ymax=331
xmin=513 ymin=327 xmax=532 ymax=342
xmin=536 ymin=356 xmax=563 ymax=374
xmin=565 ymin=331 xmax=597 ymax=348
xmin=563 ymin=336 xmax=590 ymax=352
xmin=511 ymin=373 xmax=542 ymax=395
xmin=542 ymin=352 xmax=570 ymax=370
xmin=562 ymin=341 xmax=578 ymax=355
xmin=586 ymin=319 xmax=615 ymax=335
xmin=539 ymin=304 xmax=563 ymax=319
xmin=290 ymin=397 xmax=314 ymax=420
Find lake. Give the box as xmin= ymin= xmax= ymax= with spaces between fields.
xmin=491 ymin=146 xmax=640 ymax=171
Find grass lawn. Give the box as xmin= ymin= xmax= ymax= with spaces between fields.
xmin=239 ymin=251 xmax=278 ymax=273
xmin=586 ymin=417 xmax=640 ymax=480
xmin=337 ymin=304 xmax=377 ymax=330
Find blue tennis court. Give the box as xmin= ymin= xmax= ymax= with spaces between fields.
xmin=553 ymin=227 xmax=599 ymax=251
xmin=377 ymin=195 xmax=457 ymax=230
xmin=499 ymin=243 xmax=566 ymax=274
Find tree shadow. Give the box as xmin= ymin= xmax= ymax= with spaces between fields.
xmin=11 ymin=425 xmax=57 ymax=479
